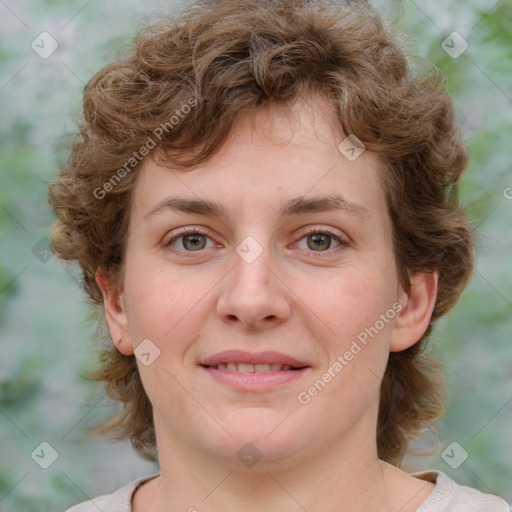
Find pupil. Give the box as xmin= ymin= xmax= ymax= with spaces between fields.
xmin=184 ymin=234 xmax=205 ymax=250
xmin=308 ymin=234 xmax=330 ymax=251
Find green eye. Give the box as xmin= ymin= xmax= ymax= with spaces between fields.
xmin=166 ymin=229 xmax=213 ymax=252
xmin=296 ymin=228 xmax=348 ymax=254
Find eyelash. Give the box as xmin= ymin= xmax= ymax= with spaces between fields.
xmin=164 ymin=226 xmax=349 ymax=255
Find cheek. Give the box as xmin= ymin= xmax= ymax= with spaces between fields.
xmin=305 ymin=266 xmax=393 ymax=345
xmin=123 ymin=259 xmax=206 ymax=343
xmin=300 ymin=270 xmax=393 ymax=416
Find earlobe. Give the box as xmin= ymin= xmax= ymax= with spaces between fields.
xmin=95 ymin=269 xmax=134 ymax=356
xmin=389 ymin=271 xmax=438 ymax=352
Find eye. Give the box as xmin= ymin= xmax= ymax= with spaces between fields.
xmin=295 ymin=227 xmax=348 ymax=253
xmin=164 ymin=226 xmax=349 ymax=255
xmin=165 ymin=228 xmax=215 ymax=252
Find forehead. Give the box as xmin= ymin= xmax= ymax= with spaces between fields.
xmin=131 ymin=97 xmax=388 ymax=232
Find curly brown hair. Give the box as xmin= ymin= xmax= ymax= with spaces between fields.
xmin=48 ymin=0 xmax=474 ymax=465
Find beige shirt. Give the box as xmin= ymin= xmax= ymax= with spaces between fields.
xmin=65 ymin=470 xmax=510 ymax=511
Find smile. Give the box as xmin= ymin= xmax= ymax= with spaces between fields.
xmin=199 ymin=350 xmax=312 ymax=391
xmin=204 ymin=363 xmax=301 ymax=372
xmin=200 ymin=365 xmax=310 ymax=392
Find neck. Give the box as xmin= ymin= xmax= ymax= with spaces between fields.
xmin=145 ymin=428 xmax=392 ymax=512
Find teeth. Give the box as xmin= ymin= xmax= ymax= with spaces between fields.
xmin=237 ymin=363 xmax=254 ymax=373
xmin=255 ymin=364 xmax=271 ymax=373
xmin=213 ymin=363 xmax=295 ymax=372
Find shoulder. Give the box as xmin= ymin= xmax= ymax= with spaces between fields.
xmin=64 ymin=492 xmax=112 ymax=512
xmin=414 ymin=470 xmax=510 ymax=512
xmin=63 ymin=474 xmax=159 ymax=512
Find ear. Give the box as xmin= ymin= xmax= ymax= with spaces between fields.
xmin=389 ymin=271 xmax=438 ymax=352
xmin=95 ymin=268 xmax=134 ymax=356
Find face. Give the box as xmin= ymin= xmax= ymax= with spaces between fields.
xmin=105 ymin=97 xmax=423 ymax=468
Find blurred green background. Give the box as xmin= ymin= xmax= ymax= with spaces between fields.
xmin=0 ymin=0 xmax=510 ymax=510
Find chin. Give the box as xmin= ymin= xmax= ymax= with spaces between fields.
xmin=201 ymin=407 xmax=313 ymax=466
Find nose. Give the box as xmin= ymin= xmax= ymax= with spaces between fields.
xmin=216 ymin=238 xmax=291 ymax=331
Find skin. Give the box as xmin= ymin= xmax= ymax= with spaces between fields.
xmin=97 ymin=97 xmax=438 ymax=512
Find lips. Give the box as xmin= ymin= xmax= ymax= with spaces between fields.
xmin=200 ymin=350 xmax=310 ymax=370
xmin=199 ymin=350 xmax=312 ymax=391
xmin=210 ymin=362 xmax=294 ymax=372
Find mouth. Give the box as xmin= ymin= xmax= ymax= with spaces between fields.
xmin=199 ymin=350 xmax=312 ymax=391
xmin=202 ymin=363 xmax=305 ymax=373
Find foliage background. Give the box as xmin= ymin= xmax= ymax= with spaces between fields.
xmin=0 ymin=0 xmax=510 ymax=510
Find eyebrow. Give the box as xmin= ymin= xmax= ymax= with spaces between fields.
xmin=144 ymin=194 xmax=370 ymax=221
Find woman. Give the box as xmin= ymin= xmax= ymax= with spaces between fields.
xmin=49 ymin=0 xmax=510 ymax=510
